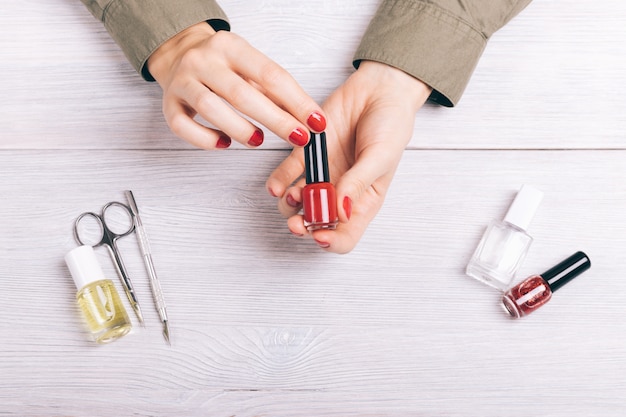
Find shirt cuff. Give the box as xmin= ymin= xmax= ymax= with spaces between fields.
xmin=353 ymin=0 xmax=487 ymax=107
xmin=101 ymin=0 xmax=230 ymax=81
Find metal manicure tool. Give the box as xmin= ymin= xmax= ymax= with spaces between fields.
xmin=125 ymin=190 xmax=171 ymax=345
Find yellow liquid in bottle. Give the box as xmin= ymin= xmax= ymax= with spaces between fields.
xmin=76 ymin=279 xmax=132 ymax=344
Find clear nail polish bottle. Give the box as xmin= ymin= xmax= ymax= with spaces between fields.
xmin=502 ymin=251 xmax=591 ymax=318
xmin=65 ymin=245 xmax=132 ymax=344
xmin=466 ymin=185 xmax=544 ymax=291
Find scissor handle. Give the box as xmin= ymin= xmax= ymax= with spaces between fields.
xmin=74 ymin=202 xmax=134 ymax=247
xmin=101 ymin=201 xmax=135 ymax=239
xmin=73 ymin=211 xmax=105 ymax=247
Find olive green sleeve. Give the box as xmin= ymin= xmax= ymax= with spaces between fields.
xmin=354 ymin=0 xmax=532 ymax=107
xmin=80 ymin=0 xmax=230 ymax=81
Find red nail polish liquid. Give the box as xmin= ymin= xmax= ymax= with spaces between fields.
xmin=502 ymin=251 xmax=591 ymax=318
xmin=502 ymin=275 xmax=552 ymax=317
xmin=303 ymin=132 xmax=338 ymax=231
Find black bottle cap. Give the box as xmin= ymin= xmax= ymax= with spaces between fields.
xmin=542 ymin=251 xmax=591 ymax=292
xmin=304 ymin=132 xmax=330 ymax=184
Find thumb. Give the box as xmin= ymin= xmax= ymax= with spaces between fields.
xmin=334 ymin=143 xmax=402 ymax=223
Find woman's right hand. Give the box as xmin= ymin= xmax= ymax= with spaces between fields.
xmin=147 ymin=22 xmax=326 ymax=149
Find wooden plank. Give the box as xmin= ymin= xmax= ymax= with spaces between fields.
xmin=0 ymin=149 xmax=624 ymax=414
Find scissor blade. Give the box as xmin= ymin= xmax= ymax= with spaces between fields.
xmin=131 ymin=302 xmax=145 ymax=325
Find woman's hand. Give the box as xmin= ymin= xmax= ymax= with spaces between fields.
xmin=266 ymin=61 xmax=432 ymax=253
xmin=147 ymin=23 xmax=326 ymax=149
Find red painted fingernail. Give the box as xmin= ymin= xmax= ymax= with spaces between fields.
xmin=343 ymin=196 xmax=352 ymax=220
xmin=216 ymin=135 xmax=231 ymax=149
xmin=267 ymin=187 xmax=278 ymax=198
xmin=248 ymin=129 xmax=264 ymax=147
xmin=286 ymin=194 xmax=300 ymax=208
xmin=315 ymin=239 xmax=330 ymax=248
xmin=307 ymin=112 xmax=326 ymax=132
xmin=289 ymin=127 xmax=308 ymax=146
xmin=290 ymin=230 xmax=305 ymax=237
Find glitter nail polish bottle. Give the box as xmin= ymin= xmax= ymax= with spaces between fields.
xmin=65 ymin=245 xmax=132 ymax=344
xmin=466 ymin=185 xmax=544 ymax=291
xmin=502 ymin=251 xmax=591 ymax=318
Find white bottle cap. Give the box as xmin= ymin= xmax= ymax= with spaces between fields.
xmin=503 ymin=185 xmax=544 ymax=231
xmin=65 ymin=245 xmax=107 ymax=290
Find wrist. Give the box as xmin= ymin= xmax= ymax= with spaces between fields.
xmin=147 ymin=22 xmax=217 ymax=85
xmin=357 ymin=61 xmax=432 ymax=111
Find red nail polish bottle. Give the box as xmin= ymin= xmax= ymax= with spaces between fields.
xmin=303 ymin=132 xmax=338 ymax=231
xmin=502 ymin=251 xmax=591 ymax=318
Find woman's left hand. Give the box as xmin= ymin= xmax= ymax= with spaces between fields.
xmin=266 ymin=61 xmax=432 ymax=253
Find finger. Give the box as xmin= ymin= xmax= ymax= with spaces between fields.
xmin=281 ymin=181 xmax=385 ymax=254
xmin=309 ymin=195 xmax=384 ymax=254
xmin=277 ymin=181 xmax=306 ymax=218
xmin=334 ymin=144 xmax=400 ymax=222
xmin=176 ymin=79 xmax=264 ymax=148
xmin=283 ymin=187 xmax=384 ymax=253
xmin=265 ymin=148 xmax=305 ymax=198
xmin=208 ymin=67 xmax=313 ymax=146
xmin=311 ymin=223 xmax=366 ymax=254
xmin=162 ymin=100 xmax=232 ymax=150
xmin=287 ymin=214 xmax=309 ymax=238
xmin=224 ymin=39 xmax=327 ymax=133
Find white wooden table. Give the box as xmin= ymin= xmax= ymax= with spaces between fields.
xmin=2 ymin=1 xmax=626 ymax=415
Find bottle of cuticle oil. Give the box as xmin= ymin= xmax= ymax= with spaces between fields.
xmin=65 ymin=245 xmax=132 ymax=344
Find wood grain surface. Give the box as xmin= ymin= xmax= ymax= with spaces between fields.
xmin=1 ymin=1 xmax=625 ymax=416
